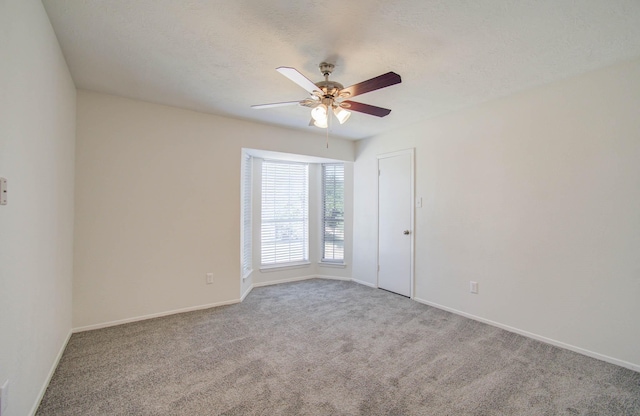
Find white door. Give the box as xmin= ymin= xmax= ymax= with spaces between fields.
xmin=378 ymin=150 xmax=413 ymax=297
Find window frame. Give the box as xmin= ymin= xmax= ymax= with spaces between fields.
xmin=241 ymin=152 xmax=253 ymax=279
xmin=260 ymin=159 xmax=310 ymax=268
xmin=321 ymin=163 xmax=345 ymax=264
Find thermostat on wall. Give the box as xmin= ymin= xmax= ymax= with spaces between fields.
xmin=1 ymin=178 xmax=7 ymax=205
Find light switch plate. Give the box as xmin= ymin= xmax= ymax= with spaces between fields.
xmin=0 ymin=178 xmax=7 ymax=205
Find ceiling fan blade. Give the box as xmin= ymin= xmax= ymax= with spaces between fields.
xmin=251 ymin=101 xmax=302 ymax=109
xmin=276 ymin=67 xmax=320 ymax=94
xmin=340 ymin=72 xmax=401 ymax=99
xmin=342 ymin=101 xmax=392 ymax=117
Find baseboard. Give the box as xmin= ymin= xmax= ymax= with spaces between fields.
xmin=252 ymin=275 xmax=317 ymax=288
xmin=29 ymin=329 xmax=72 ymax=416
xmin=240 ymin=284 xmax=253 ymax=301
xmin=413 ymin=297 xmax=640 ymax=373
xmin=73 ymin=298 xmax=241 ymax=333
xmin=351 ymin=278 xmax=377 ymax=288
xmin=74 ymin=276 xmax=347 ymax=332
xmin=316 ymin=275 xmax=351 ymax=282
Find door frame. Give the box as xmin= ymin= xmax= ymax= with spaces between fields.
xmin=376 ymin=148 xmax=415 ymax=298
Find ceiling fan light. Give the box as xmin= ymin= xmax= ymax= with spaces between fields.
xmin=333 ymin=106 xmax=351 ymax=124
xmin=314 ymin=117 xmax=328 ymax=128
xmin=311 ymin=104 xmax=327 ymax=123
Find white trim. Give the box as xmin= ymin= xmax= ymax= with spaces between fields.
xmin=72 ymin=299 xmax=241 ymax=333
xmin=376 ymin=148 xmax=416 ymax=161
xmin=413 ymin=297 xmax=640 ymax=373
xmin=259 ymin=261 xmax=311 ymax=272
xmin=244 ymin=148 xmax=347 ymax=164
xmin=315 ymin=275 xmax=351 ymax=281
xmin=240 ymin=150 xmax=253 ymax=283
xmin=252 ymin=275 xmax=317 ymax=288
xmin=29 ymin=330 xmax=72 ymax=416
xmin=53 ymin=278 xmax=639 ymax=379
xmin=376 ymin=148 xmax=415 ymax=298
xmin=351 ymin=278 xmax=377 ymax=288
xmin=241 ymin=284 xmax=253 ymax=301
xmin=318 ymin=261 xmax=347 ymax=268
xmin=76 ymin=275 xmax=336 ymax=333
xmin=245 ymin=275 xmax=350 ymax=296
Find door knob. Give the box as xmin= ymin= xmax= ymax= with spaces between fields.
xmin=403 ymin=230 xmax=410 ymax=235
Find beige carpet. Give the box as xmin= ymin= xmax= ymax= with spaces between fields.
xmin=37 ymin=279 xmax=640 ymax=415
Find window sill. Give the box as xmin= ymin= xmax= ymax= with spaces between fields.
xmin=318 ymin=261 xmax=347 ymax=269
xmin=242 ymin=269 xmax=253 ymax=280
xmin=260 ymin=261 xmax=311 ymax=273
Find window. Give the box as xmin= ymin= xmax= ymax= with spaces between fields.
xmin=261 ymin=161 xmax=309 ymax=266
xmin=241 ymin=153 xmax=252 ymax=277
xmin=322 ymin=163 xmax=344 ymax=263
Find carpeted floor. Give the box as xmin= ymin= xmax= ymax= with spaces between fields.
xmin=37 ymin=279 xmax=640 ymax=415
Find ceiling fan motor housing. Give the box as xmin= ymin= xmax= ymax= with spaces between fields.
xmin=315 ymin=80 xmax=344 ymax=95
xmin=315 ymin=62 xmax=346 ymax=100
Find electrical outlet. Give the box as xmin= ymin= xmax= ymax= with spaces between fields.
xmin=1 ymin=379 xmax=8 ymax=415
xmin=470 ymin=281 xmax=478 ymax=294
xmin=206 ymin=273 xmax=213 ymax=284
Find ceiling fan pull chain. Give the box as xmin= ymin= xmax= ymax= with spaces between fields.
xmin=326 ymin=114 xmax=330 ymax=148
xmin=326 ymin=105 xmax=333 ymax=148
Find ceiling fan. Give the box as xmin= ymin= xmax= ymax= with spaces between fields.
xmin=251 ymin=62 xmax=401 ymax=129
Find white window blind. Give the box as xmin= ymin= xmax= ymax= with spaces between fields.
xmin=241 ymin=153 xmax=252 ymax=277
xmin=261 ymin=161 xmax=309 ymax=265
xmin=322 ymin=163 xmax=345 ymax=263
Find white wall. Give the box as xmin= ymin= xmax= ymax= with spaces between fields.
xmin=0 ymin=1 xmax=76 ymax=415
xmin=354 ymin=58 xmax=640 ymax=370
xmin=74 ymin=91 xmax=355 ymax=329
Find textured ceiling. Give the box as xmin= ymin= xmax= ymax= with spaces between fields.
xmin=42 ymin=0 xmax=640 ymax=140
